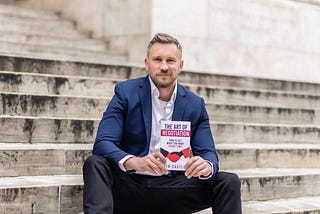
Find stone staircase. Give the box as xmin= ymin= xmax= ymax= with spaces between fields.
xmin=0 ymin=4 xmax=126 ymax=64
xmin=0 ymin=4 xmax=320 ymax=214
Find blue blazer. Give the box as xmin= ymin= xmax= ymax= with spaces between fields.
xmin=93 ymin=76 xmax=219 ymax=176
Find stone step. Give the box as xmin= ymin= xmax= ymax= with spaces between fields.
xmin=0 ymin=116 xmax=98 ymax=143
xmin=242 ymin=196 xmax=320 ymax=214
xmin=1 ymin=55 xmax=320 ymax=94
xmin=0 ymin=55 xmax=136 ymax=79
xmin=1 ymin=92 xmax=318 ymax=125
xmin=0 ymin=32 xmax=108 ymax=52
xmin=186 ymin=84 xmax=320 ymax=108
xmin=234 ymin=168 xmax=320 ymax=201
xmin=0 ymin=71 xmax=119 ymax=97
xmin=0 ymin=4 xmax=59 ymax=21
xmin=0 ymin=92 xmax=109 ymax=118
xmin=0 ymin=175 xmax=83 ymax=213
xmin=198 ymin=196 xmax=320 ymax=214
xmin=0 ymin=28 xmax=86 ymax=41
xmin=0 ymin=143 xmax=319 ymax=177
xmin=0 ymin=143 xmax=91 ymax=177
xmin=0 ymin=116 xmax=319 ymax=144
xmin=206 ymin=103 xmax=319 ymax=125
xmin=0 ymin=16 xmax=84 ymax=39
xmin=1 ymin=169 xmax=320 ymax=212
xmin=217 ymin=143 xmax=320 ymax=169
xmin=0 ymin=12 xmax=75 ymax=31
xmin=178 ymin=72 xmax=320 ymax=95
xmin=1 ymin=71 xmax=319 ymax=109
xmin=1 ymin=51 xmax=127 ymax=66
xmin=0 ymin=41 xmax=112 ymax=60
xmin=212 ymin=121 xmax=320 ymax=144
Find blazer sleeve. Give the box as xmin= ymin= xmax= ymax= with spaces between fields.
xmin=93 ymin=83 xmax=131 ymax=166
xmin=191 ymin=97 xmax=219 ymax=177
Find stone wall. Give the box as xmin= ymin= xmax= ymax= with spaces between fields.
xmin=10 ymin=0 xmax=320 ymax=83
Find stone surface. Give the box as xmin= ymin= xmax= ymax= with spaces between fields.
xmin=186 ymin=84 xmax=320 ymax=108
xmin=0 ymin=116 xmax=98 ymax=143
xmin=212 ymin=122 xmax=320 ymax=144
xmin=10 ymin=0 xmax=320 ymax=83
xmin=1 ymin=143 xmax=320 ymax=177
xmin=0 ymin=4 xmax=319 ymax=213
xmin=0 ymin=143 xmax=92 ymax=176
xmin=0 ymin=55 xmax=140 ymax=78
xmin=0 ymin=175 xmax=83 ymax=213
xmin=0 ymin=71 xmax=119 ymax=97
xmin=0 ymin=92 xmax=109 ymax=118
xmin=217 ymin=143 xmax=320 ymax=169
xmin=2 ymin=91 xmax=318 ymax=124
xmin=1 ymin=171 xmax=320 ymax=213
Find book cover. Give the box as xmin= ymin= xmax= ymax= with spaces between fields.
xmin=160 ymin=121 xmax=191 ymax=171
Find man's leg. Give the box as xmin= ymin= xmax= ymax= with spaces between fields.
xmin=83 ymin=155 xmax=149 ymax=214
xmin=211 ymin=171 xmax=242 ymax=214
xmin=83 ymin=155 xmax=115 ymax=214
xmin=145 ymin=171 xmax=241 ymax=214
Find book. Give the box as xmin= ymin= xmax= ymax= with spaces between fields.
xmin=160 ymin=121 xmax=191 ymax=171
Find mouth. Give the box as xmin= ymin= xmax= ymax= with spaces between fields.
xmin=157 ymin=72 xmax=170 ymax=77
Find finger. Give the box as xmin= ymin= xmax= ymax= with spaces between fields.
xmin=153 ymin=152 xmax=167 ymax=164
xmin=190 ymin=164 xmax=207 ymax=178
xmin=146 ymin=155 xmax=168 ymax=175
xmin=145 ymin=158 xmax=163 ymax=175
xmin=186 ymin=164 xmax=205 ymax=178
xmin=151 ymin=153 xmax=168 ymax=174
xmin=185 ymin=158 xmax=202 ymax=177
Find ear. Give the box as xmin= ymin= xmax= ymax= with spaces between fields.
xmin=144 ymin=58 xmax=149 ymax=71
xmin=179 ymin=59 xmax=184 ymax=73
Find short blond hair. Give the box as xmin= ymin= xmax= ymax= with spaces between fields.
xmin=147 ymin=33 xmax=182 ymax=57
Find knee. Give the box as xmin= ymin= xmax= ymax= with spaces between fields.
xmin=84 ymin=155 xmax=102 ymax=168
xmin=219 ymin=172 xmax=241 ymax=192
xmin=226 ymin=172 xmax=241 ymax=188
xmin=83 ymin=155 xmax=113 ymax=173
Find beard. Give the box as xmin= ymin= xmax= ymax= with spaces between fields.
xmin=152 ymin=74 xmax=176 ymax=89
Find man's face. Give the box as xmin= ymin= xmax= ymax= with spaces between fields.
xmin=145 ymin=43 xmax=184 ymax=89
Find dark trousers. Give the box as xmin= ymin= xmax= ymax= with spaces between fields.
xmin=83 ymin=155 xmax=242 ymax=214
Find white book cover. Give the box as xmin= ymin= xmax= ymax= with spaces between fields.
xmin=160 ymin=121 xmax=191 ymax=171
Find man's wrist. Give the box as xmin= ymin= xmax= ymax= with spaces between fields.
xmin=118 ymin=155 xmax=135 ymax=172
xmin=199 ymin=161 xmax=213 ymax=180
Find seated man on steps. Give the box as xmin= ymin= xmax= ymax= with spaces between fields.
xmin=83 ymin=33 xmax=242 ymax=214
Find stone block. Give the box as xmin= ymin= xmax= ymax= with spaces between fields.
xmin=206 ymin=104 xmax=317 ymax=124
xmin=0 ymin=92 xmax=109 ymax=118
xmin=217 ymin=144 xmax=320 ymax=169
xmin=212 ymin=122 xmax=320 ymax=144
xmin=0 ymin=55 xmax=137 ymax=78
xmin=60 ymin=185 xmax=83 ymax=213
xmin=0 ymin=71 xmax=118 ymax=96
xmin=186 ymin=84 xmax=320 ymax=108
xmin=0 ymin=143 xmax=92 ymax=176
xmin=0 ymin=117 xmax=98 ymax=143
xmin=0 ymin=186 xmax=59 ymax=213
xmin=236 ymin=168 xmax=320 ymax=201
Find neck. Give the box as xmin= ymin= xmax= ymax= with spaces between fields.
xmin=158 ymin=86 xmax=174 ymax=102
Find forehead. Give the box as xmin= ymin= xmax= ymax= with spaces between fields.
xmin=148 ymin=43 xmax=180 ymax=58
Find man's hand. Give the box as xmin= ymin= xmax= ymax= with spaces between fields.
xmin=123 ymin=152 xmax=168 ymax=176
xmin=185 ymin=156 xmax=212 ymax=179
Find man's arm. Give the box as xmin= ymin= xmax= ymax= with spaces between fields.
xmin=190 ymin=97 xmax=219 ymax=178
xmin=93 ymin=83 xmax=131 ymax=165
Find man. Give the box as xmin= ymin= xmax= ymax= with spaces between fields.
xmin=83 ymin=33 xmax=242 ymax=214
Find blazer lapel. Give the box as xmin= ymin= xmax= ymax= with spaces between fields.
xmin=172 ymin=84 xmax=188 ymax=121
xmin=138 ymin=77 xmax=152 ymax=145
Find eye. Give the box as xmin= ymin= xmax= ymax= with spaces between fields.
xmin=167 ymin=58 xmax=176 ymax=63
xmin=153 ymin=57 xmax=161 ymax=62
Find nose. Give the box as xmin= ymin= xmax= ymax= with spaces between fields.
xmin=160 ymin=61 xmax=168 ymax=71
